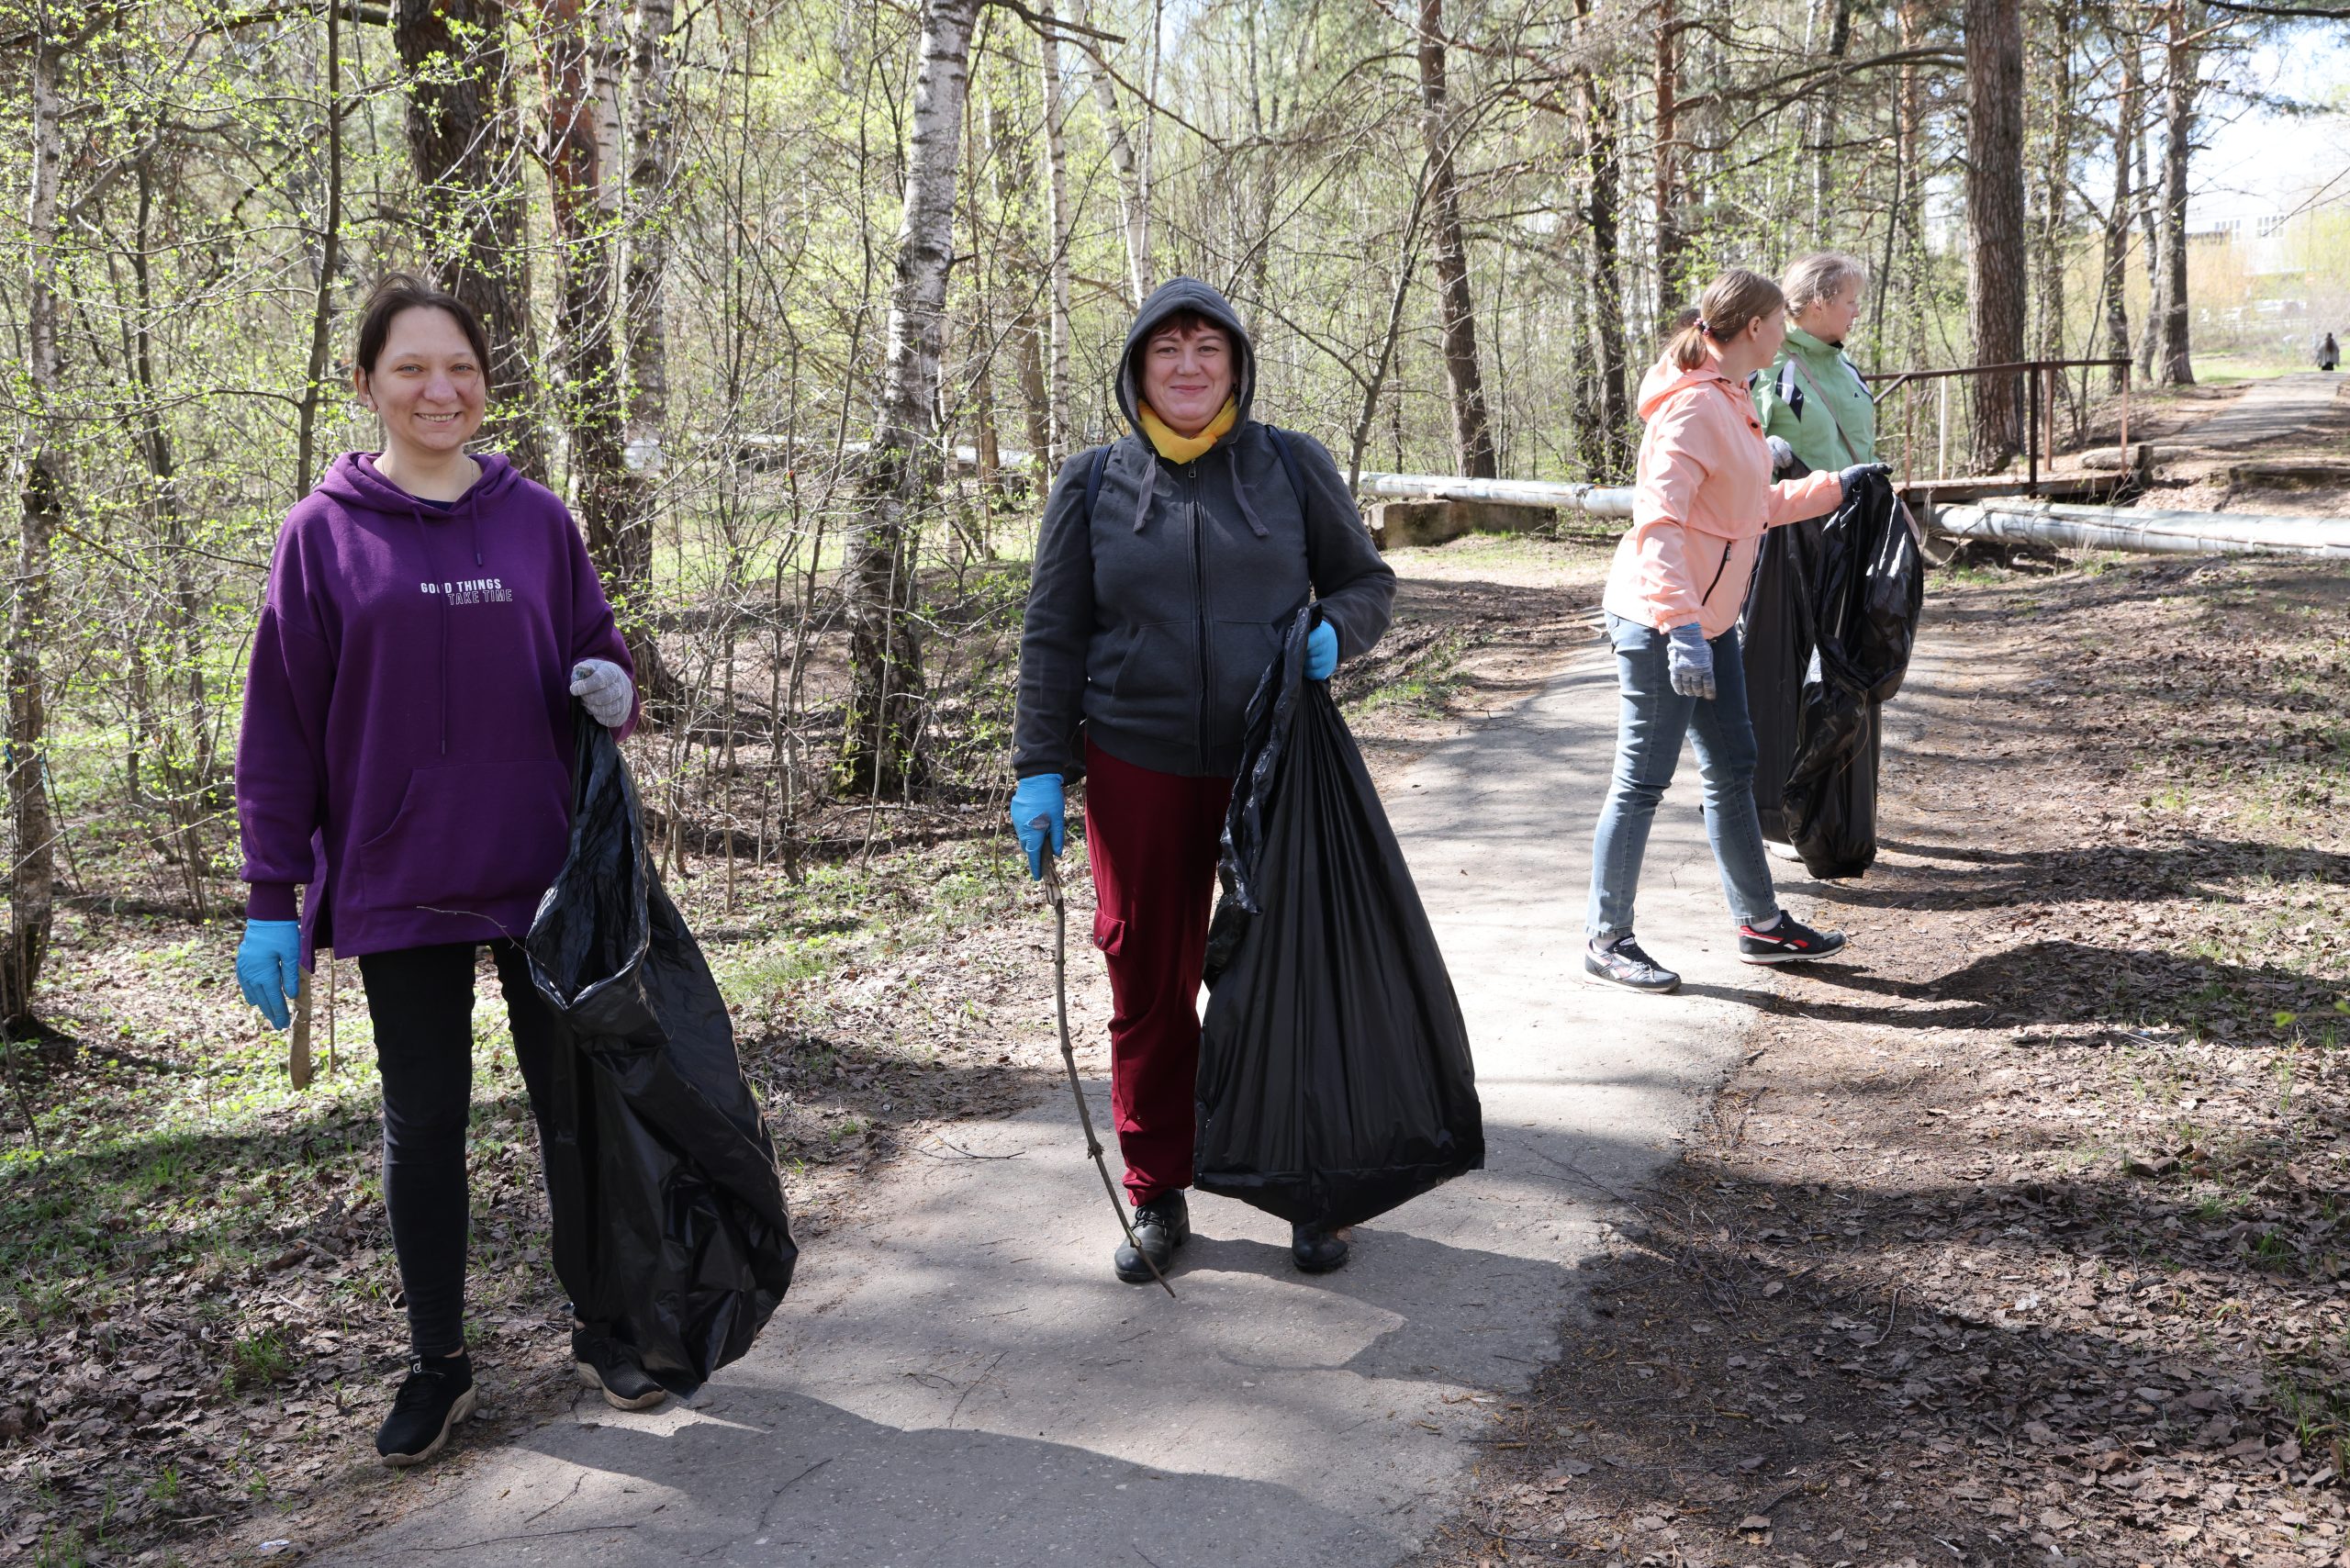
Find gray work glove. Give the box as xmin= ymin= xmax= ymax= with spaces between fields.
xmin=1666 ymin=622 xmax=1717 ymax=701
xmin=569 ymin=658 xmax=634 ymax=728
xmin=1766 ymin=436 xmax=1799 ymax=478
xmin=1838 ymin=462 xmax=1893 ymax=495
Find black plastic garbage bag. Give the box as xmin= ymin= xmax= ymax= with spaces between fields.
xmin=1782 ymin=470 xmax=1924 ymax=879
xmin=1740 ymin=515 xmax=1824 ymax=842
xmin=1194 ymin=607 xmax=1484 ymax=1231
xmin=526 ymin=719 xmax=796 ymax=1397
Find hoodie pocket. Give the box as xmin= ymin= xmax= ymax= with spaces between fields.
xmin=1090 ymin=621 xmax=1195 ymax=744
xmin=1208 ymin=619 xmax=1285 ymax=749
xmin=358 ymin=761 xmax=572 ymax=916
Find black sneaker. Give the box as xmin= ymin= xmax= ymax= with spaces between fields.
xmin=573 ymin=1328 xmax=668 ymax=1412
xmin=1113 ymin=1190 xmax=1190 ymax=1284
xmin=1583 ymin=935 xmax=1681 ymax=993
xmin=1291 ymin=1223 xmax=1348 ymax=1273
xmin=375 ymin=1352 xmax=476 ymax=1469
xmin=1738 ymin=914 xmax=1848 ymax=964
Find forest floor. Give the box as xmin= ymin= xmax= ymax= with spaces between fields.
xmin=0 ymin=530 xmax=1612 ymax=1568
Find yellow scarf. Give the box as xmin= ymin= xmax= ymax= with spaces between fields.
xmin=1137 ymin=398 xmax=1238 ymax=461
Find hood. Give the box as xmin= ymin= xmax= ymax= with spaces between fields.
xmin=1115 ymin=277 xmax=1258 ymax=436
xmin=1636 ymin=358 xmax=1741 ymax=420
xmin=317 ymin=450 xmax=521 ymax=517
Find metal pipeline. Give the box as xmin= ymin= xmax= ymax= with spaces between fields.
xmin=1355 ymin=471 xmax=1637 ymax=518
xmin=1930 ymin=498 xmax=2350 ymax=559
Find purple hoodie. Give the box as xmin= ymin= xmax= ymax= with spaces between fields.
xmin=236 ymin=452 xmax=639 ymax=959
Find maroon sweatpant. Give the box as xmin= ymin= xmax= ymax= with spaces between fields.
xmin=1082 ymin=736 xmax=1232 ymax=1206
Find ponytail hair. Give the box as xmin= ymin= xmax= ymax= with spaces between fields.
xmin=1665 ymin=268 xmax=1786 ymax=371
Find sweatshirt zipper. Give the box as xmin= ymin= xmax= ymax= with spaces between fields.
xmin=1700 ymin=540 xmax=1734 ymax=610
xmin=1188 ymin=460 xmax=1211 ymax=772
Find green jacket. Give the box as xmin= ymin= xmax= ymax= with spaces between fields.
xmin=1752 ymin=326 xmax=1875 ymax=471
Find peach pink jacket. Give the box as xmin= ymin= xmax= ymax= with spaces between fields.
xmin=1601 ymin=358 xmax=1845 ymax=639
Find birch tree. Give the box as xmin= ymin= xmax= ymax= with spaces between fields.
xmin=842 ymin=0 xmax=981 ymax=794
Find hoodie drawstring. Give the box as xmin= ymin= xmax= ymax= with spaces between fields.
xmin=1123 ymin=431 xmax=1271 ymax=538
xmin=1125 ymin=442 xmax=1156 ymax=535
xmin=1226 ymin=442 xmax=1271 ymax=539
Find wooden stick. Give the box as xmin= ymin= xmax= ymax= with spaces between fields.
xmin=288 ymin=969 xmax=313 ymax=1089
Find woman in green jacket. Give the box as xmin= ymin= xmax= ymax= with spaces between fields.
xmin=1753 ymin=252 xmax=1874 ymax=470
xmin=1747 ymin=252 xmax=1874 ymax=861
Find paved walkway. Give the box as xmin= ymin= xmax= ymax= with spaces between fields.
xmin=317 ymin=641 xmax=1775 ymax=1568
xmin=2183 ymin=371 xmax=2346 ymax=449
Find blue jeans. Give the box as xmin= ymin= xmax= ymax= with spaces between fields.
xmin=1585 ymin=613 xmax=1780 ymax=944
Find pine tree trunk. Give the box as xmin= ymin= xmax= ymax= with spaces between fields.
xmin=395 ymin=0 xmax=544 ymax=476
xmin=2154 ymin=0 xmax=2197 ymax=386
xmin=1964 ymin=0 xmax=2028 ymax=471
xmin=1416 ymin=0 xmax=1496 ymax=478
xmin=842 ymin=0 xmax=979 ymax=794
xmin=6 ymin=25 xmax=64 ymax=1031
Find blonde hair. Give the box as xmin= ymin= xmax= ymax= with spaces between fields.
xmin=1782 ymin=252 xmax=1868 ymax=316
xmin=1665 ymin=269 xmax=1785 ymax=371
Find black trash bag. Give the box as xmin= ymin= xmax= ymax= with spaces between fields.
xmin=1782 ymin=470 xmax=1924 ymax=879
xmin=525 ymin=718 xmax=796 ymax=1397
xmin=1740 ymin=515 xmax=1824 ymax=843
xmin=1194 ymin=606 xmax=1484 ymax=1231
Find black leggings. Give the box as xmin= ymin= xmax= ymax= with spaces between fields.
xmin=357 ymin=940 xmax=560 ymax=1358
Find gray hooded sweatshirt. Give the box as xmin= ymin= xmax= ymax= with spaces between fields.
xmin=1013 ymin=277 xmax=1396 ymax=781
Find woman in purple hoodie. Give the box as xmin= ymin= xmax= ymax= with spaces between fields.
xmin=232 ymin=275 xmax=651 ymax=1467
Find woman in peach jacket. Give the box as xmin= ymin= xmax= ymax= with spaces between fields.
xmin=1583 ymin=268 xmax=1886 ymax=995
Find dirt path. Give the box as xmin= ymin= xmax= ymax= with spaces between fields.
xmin=2177 ymin=373 xmax=2348 ymax=450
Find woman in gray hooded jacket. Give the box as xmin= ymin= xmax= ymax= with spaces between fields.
xmin=1010 ymin=278 xmax=1396 ymax=1283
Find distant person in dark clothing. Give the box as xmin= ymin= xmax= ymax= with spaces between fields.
xmin=2321 ymin=333 xmax=2338 ymax=372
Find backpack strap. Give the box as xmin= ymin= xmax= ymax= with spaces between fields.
xmin=1263 ymin=425 xmax=1308 ymax=511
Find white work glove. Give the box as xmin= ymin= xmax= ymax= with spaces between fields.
xmin=569 ymin=659 xmax=634 ymax=728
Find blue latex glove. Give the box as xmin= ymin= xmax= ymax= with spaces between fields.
xmin=1838 ymin=462 xmax=1892 ymax=495
xmin=569 ymin=659 xmax=634 ymax=728
xmin=1010 ymin=774 xmax=1066 ymax=879
xmin=236 ymin=920 xmax=302 ymax=1030
xmin=1305 ymin=622 xmax=1339 ymax=681
xmin=1666 ymin=622 xmax=1717 ymax=701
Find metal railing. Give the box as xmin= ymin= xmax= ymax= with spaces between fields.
xmin=1865 ymin=357 xmax=2132 ymax=496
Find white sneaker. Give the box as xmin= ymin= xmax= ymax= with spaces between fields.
xmin=1764 ymin=839 xmax=1806 ymax=863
